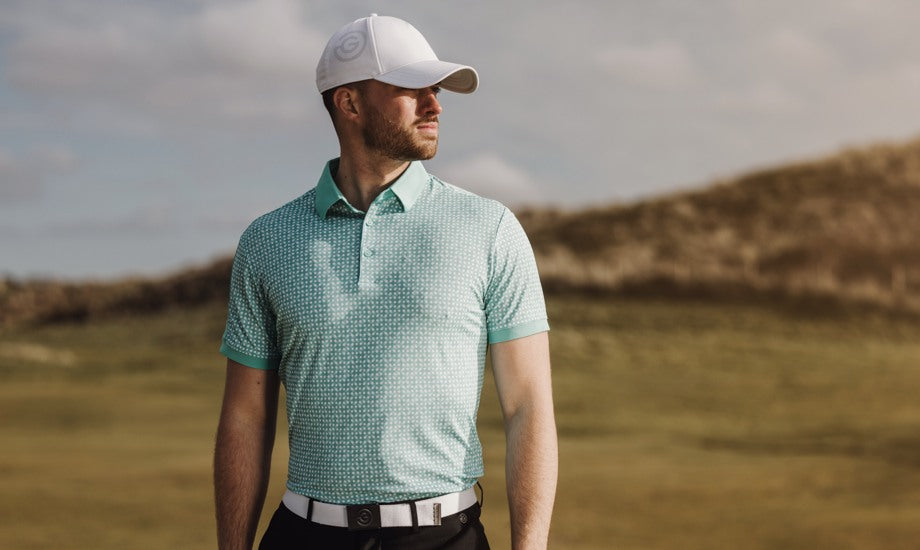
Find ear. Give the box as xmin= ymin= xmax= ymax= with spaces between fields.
xmin=333 ymin=86 xmax=361 ymax=122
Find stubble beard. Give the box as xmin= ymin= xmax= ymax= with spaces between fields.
xmin=362 ymin=103 xmax=438 ymax=161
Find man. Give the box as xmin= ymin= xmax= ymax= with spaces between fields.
xmin=214 ymin=14 xmax=556 ymax=550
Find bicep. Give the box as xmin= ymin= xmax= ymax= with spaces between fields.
xmin=219 ymin=359 xmax=280 ymax=427
xmin=489 ymin=332 xmax=552 ymax=422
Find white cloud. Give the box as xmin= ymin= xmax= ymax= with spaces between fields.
xmin=4 ymin=0 xmax=325 ymax=127
xmin=197 ymin=0 xmax=324 ymax=75
xmin=764 ymin=28 xmax=837 ymax=72
xmin=598 ymin=42 xmax=698 ymax=90
xmin=438 ymin=153 xmax=541 ymax=205
xmin=0 ymin=146 xmax=77 ymax=202
xmin=714 ymin=80 xmax=802 ymax=115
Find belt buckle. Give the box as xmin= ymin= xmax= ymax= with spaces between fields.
xmin=346 ymin=504 xmax=381 ymax=530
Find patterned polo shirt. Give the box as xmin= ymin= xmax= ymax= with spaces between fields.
xmin=220 ymin=158 xmax=548 ymax=505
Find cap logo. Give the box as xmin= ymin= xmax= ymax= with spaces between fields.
xmin=334 ymin=30 xmax=367 ymax=62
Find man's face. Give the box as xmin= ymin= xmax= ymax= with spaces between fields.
xmin=359 ymin=81 xmax=443 ymax=161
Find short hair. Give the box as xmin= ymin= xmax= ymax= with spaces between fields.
xmin=321 ymin=88 xmax=337 ymax=122
xmin=321 ymin=81 xmax=369 ymax=126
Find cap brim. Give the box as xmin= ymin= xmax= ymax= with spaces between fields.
xmin=375 ymin=59 xmax=478 ymax=94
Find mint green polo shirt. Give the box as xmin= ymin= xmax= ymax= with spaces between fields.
xmin=220 ymin=159 xmax=548 ymax=504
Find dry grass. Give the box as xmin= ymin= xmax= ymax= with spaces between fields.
xmin=3 ymin=297 xmax=920 ymax=549
xmin=519 ymin=136 xmax=920 ymax=313
xmin=0 ymin=257 xmax=232 ymax=327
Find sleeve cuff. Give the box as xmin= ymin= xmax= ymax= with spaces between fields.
xmin=219 ymin=340 xmax=280 ymax=370
xmin=487 ymin=318 xmax=550 ymax=344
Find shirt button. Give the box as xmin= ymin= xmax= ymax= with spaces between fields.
xmin=365 ymin=218 xmax=374 ymax=227
xmin=363 ymin=249 xmax=375 ymax=257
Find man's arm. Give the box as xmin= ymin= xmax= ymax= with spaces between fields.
xmin=490 ymin=331 xmax=557 ymax=550
xmin=214 ymin=359 xmax=280 ymax=550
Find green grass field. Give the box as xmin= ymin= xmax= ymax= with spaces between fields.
xmin=2 ymin=296 xmax=920 ymax=549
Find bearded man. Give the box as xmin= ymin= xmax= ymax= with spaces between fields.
xmin=214 ymin=14 xmax=557 ymax=550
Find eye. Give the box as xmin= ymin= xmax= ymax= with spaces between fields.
xmin=431 ymin=86 xmax=442 ymax=96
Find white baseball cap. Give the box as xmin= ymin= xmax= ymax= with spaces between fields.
xmin=316 ymin=14 xmax=478 ymax=94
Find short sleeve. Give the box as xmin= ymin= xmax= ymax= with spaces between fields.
xmin=219 ymin=233 xmax=280 ymax=369
xmin=484 ymin=208 xmax=550 ymax=343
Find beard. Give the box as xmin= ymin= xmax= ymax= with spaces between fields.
xmin=362 ymin=103 xmax=438 ymax=161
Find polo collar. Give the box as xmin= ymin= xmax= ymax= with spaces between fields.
xmin=314 ymin=158 xmax=429 ymax=218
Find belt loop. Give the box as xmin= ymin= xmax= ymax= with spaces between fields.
xmin=476 ymin=481 xmax=484 ymax=508
xmin=306 ymin=498 xmax=314 ymax=523
xmin=409 ymin=501 xmax=419 ymax=532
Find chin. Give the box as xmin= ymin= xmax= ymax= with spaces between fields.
xmin=419 ymin=141 xmax=438 ymax=159
xmin=410 ymin=142 xmax=438 ymax=161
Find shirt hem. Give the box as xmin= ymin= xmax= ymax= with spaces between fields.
xmin=285 ymin=479 xmax=481 ymax=505
xmin=487 ymin=318 xmax=550 ymax=344
xmin=219 ymin=341 xmax=279 ymax=370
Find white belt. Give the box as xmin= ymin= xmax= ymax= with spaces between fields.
xmin=282 ymin=487 xmax=477 ymax=529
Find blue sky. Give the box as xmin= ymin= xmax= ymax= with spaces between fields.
xmin=3 ymin=0 xmax=920 ymax=278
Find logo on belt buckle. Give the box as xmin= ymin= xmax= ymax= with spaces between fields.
xmin=346 ymin=504 xmax=381 ymax=530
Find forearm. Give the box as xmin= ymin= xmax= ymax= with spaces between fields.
xmin=505 ymin=402 xmax=558 ymax=550
xmin=214 ymin=411 xmax=276 ymax=550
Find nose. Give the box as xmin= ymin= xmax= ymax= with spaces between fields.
xmin=420 ymin=89 xmax=442 ymax=116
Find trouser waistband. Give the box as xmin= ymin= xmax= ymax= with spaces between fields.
xmin=281 ymin=487 xmax=478 ymax=529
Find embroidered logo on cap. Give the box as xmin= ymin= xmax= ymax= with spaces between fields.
xmin=334 ymin=31 xmax=366 ymax=62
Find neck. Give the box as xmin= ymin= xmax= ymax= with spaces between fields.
xmin=334 ymin=150 xmax=410 ymax=212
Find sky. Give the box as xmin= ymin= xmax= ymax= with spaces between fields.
xmin=3 ymin=0 xmax=920 ymax=279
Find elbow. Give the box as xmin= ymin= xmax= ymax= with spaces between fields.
xmin=503 ymin=397 xmax=557 ymax=438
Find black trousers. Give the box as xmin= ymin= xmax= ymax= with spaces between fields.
xmin=258 ymin=502 xmax=490 ymax=550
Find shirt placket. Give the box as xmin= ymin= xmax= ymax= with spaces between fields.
xmin=357 ymin=198 xmax=383 ymax=291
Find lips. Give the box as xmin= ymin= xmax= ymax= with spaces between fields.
xmin=417 ymin=120 xmax=439 ymax=135
xmin=416 ymin=118 xmax=439 ymax=129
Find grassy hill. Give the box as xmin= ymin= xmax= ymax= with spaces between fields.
xmin=0 ymin=257 xmax=233 ymax=327
xmin=4 ymin=136 xmax=920 ymax=325
xmin=519 ymin=136 xmax=920 ymax=311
